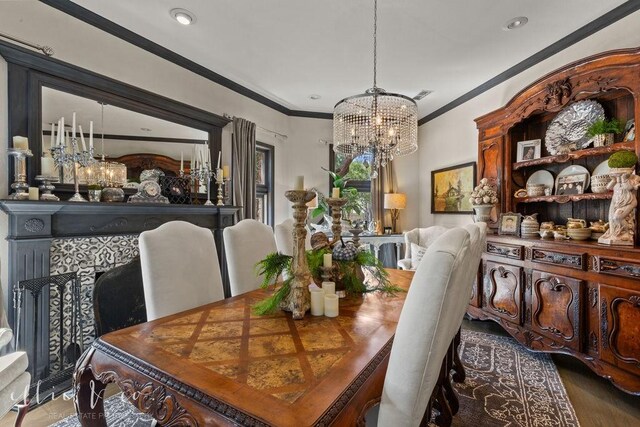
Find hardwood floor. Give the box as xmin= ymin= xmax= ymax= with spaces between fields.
xmin=2 ymin=319 xmax=638 ymax=427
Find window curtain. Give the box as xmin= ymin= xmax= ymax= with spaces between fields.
xmin=371 ymin=163 xmax=395 ymax=233
xmin=231 ymin=117 xmax=257 ymax=221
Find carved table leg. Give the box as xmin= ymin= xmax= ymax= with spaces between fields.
xmin=451 ymin=328 xmax=466 ymax=383
xmin=73 ymin=348 xmax=108 ymax=427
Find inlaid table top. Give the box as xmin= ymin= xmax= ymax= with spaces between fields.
xmin=74 ymin=269 xmax=414 ymax=426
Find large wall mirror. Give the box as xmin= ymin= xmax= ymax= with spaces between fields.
xmin=42 ymin=87 xmax=209 ymax=184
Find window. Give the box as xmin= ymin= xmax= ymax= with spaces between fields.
xmin=255 ymin=143 xmax=274 ymax=226
xmin=329 ymin=145 xmax=372 ymax=223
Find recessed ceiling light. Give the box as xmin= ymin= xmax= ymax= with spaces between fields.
xmin=504 ymin=16 xmax=528 ymax=30
xmin=309 ymin=94 xmax=321 ymax=100
xmin=170 ymin=8 xmax=196 ymax=26
xmin=413 ymin=90 xmax=433 ymax=101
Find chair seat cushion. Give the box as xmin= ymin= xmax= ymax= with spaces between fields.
xmin=0 ymin=351 xmax=28 ymax=392
xmin=410 ymin=243 xmax=428 ymax=269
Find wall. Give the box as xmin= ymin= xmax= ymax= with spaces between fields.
xmin=417 ymin=10 xmax=640 ymax=228
xmin=0 ymin=54 xmax=8 ymax=319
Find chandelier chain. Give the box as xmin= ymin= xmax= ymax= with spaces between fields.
xmin=373 ymin=0 xmax=377 ymax=90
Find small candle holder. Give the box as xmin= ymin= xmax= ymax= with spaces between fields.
xmin=326 ymin=197 xmax=348 ymax=240
xmin=8 ymin=147 xmax=33 ymax=200
xmin=35 ymin=175 xmax=60 ymax=201
xmin=320 ymin=266 xmax=334 ymax=282
xmin=349 ymin=227 xmax=364 ymax=247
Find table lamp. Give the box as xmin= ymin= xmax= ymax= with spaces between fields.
xmin=384 ymin=193 xmax=406 ymax=233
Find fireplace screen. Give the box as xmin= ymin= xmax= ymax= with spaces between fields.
xmin=13 ymin=273 xmax=84 ymax=399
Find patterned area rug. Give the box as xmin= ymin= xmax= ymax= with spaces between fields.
xmin=51 ymin=330 xmax=579 ymax=427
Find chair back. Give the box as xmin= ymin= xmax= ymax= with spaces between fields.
xmin=224 ymin=219 xmax=278 ymax=296
xmin=379 ymin=228 xmax=471 ymax=426
xmin=139 ymin=221 xmax=224 ymax=321
xmin=403 ymin=226 xmax=448 ymax=259
xmin=274 ymin=218 xmax=312 ymax=256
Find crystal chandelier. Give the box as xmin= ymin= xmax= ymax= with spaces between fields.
xmin=333 ymin=0 xmax=418 ymax=178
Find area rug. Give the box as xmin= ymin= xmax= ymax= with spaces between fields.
xmin=51 ymin=330 xmax=579 ymax=427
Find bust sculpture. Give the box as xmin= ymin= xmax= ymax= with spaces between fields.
xmin=598 ymin=169 xmax=640 ymax=246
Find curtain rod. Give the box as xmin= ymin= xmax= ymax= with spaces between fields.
xmin=0 ymin=31 xmax=54 ymax=56
xmin=223 ymin=113 xmax=288 ymax=140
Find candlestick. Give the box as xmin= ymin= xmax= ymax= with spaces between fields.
xmin=324 ymin=294 xmax=339 ymax=318
xmin=216 ymin=168 xmax=224 ymax=206
xmin=320 ymin=266 xmax=334 ymax=282
xmin=310 ymin=288 xmax=325 ymax=316
xmin=326 ymin=197 xmax=348 ymax=239
xmin=294 ymin=176 xmax=304 ymax=190
xmin=8 ymin=147 xmax=33 ymax=200
xmin=35 ymin=175 xmax=59 ymax=201
xmin=281 ymin=189 xmax=316 ymax=319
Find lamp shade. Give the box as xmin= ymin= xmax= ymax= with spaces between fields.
xmin=384 ymin=193 xmax=406 ymax=210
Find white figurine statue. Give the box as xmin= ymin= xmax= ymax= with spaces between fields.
xmin=598 ymin=170 xmax=640 ymax=246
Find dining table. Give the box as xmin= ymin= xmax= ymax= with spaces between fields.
xmin=73 ymin=269 xmax=414 ymax=426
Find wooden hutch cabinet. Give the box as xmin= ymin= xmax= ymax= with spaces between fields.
xmin=469 ymin=48 xmax=640 ymax=395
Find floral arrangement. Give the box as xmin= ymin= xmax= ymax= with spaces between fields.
xmin=253 ymin=240 xmax=403 ymax=315
xmin=469 ymin=178 xmax=499 ymax=206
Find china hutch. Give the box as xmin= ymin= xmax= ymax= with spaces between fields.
xmin=470 ymin=47 xmax=640 ymax=394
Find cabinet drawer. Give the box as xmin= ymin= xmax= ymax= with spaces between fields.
xmin=531 ymin=247 xmax=586 ymax=270
xmin=486 ymin=242 xmax=523 ymax=260
xmin=599 ymin=286 xmax=640 ymax=376
xmin=593 ymin=256 xmax=640 ymax=279
xmin=531 ymin=271 xmax=582 ymax=352
xmin=484 ymin=261 xmax=523 ymax=325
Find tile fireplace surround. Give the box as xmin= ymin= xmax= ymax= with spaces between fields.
xmin=0 ymin=200 xmax=238 ymax=391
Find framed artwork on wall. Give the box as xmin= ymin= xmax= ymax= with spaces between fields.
xmin=431 ymin=161 xmax=476 ymax=214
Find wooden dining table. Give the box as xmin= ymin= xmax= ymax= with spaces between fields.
xmin=74 ymin=269 xmax=414 ymax=426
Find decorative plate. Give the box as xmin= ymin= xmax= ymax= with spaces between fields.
xmin=593 ymin=159 xmax=611 ymax=177
xmin=526 ymin=170 xmax=554 ymax=188
xmin=555 ymin=165 xmax=590 ymax=195
xmin=544 ymin=100 xmax=605 ymax=155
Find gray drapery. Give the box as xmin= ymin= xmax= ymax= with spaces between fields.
xmin=231 ymin=117 xmax=257 ymax=221
xmin=371 ymin=162 xmax=395 ymax=234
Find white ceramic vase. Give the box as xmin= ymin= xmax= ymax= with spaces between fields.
xmin=472 ymin=204 xmax=493 ymax=223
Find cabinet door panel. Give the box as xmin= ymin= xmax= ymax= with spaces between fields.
xmin=531 ymin=271 xmax=582 ymax=351
xmin=600 ymin=286 xmax=640 ymax=375
xmin=485 ymin=261 xmax=522 ymax=324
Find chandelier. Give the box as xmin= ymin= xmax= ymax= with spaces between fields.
xmin=333 ymin=0 xmax=418 ymax=178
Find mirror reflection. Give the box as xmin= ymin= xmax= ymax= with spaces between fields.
xmin=41 ymin=87 xmax=209 ymax=184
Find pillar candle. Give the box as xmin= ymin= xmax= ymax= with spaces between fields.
xmin=310 ymin=288 xmax=325 ymax=316
xmin=331 ymin=187 xmax=341 ymax=198
xmin=223 ymin=165 xmax=230 ymax=179
xmin=12 ymin=136 xmax=29 ymax=150
xmin=28 ymin=187 xmax=39 ymax=201
xmin=294 ymin=175 xmax=304 ymax=190
xmin=324 ymin=294 xmax=339 ymax=318
xmin=322 ymin=281 xmax=335 ymax=295
xmin=41 ymin=156 xmax=55 ymax=176
xmin=323 ymin=253 xmax=332 ymax=268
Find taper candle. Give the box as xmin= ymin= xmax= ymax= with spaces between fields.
xmin=50 ymin=122 xmax=55 ymax=149
xmin=72 ymin=112 xmax=76 ymax=139
xmin=324 ymin=294 xmax=339 ymax=317
xmin=310 ymin=288 xmax=325 ymax=316
xmin=180 ymin=152 xmax=184 ymax=172
xmin=323 ymin=253 xmax=332 ymax=268
xmin=79 ymin=125 xmax=87 ymax=151
xmin=89 ymin=121 xmax=94 ymax=150
xmin=217 ymin=151 xmax=221 ymax=169
xmin=332 ymin=187 xmax=341 ymax=198
xmin=294 ymin=176 xmax=304 ymax=190
xmin=57 ymin=119 xmax=62 ymax=146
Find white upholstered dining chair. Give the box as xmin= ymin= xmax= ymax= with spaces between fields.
xmin=398 ymin=226 xmax=448 ymax=270
xmin=368 ymin=227 xmax=472 ymax=426
xmin=0 ymin=328 xmax=30 ymax=427
xmin=224 ymin=219 xmax=278 ymax=296
xmin=139 ymin=221 xmax=225 ymax=321
xmin=274 ymin=218 xmax=312 ymax=256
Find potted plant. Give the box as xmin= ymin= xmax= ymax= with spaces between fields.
xmin=586 ymin=118 xmax=624 ymax=147
xmin=608 ymin=151 xmax=638 ymax=174
xmin=469 ymin=178 xmax=499 ymax=223
xmin=311 ymin=168 xmax=367 ymax=225
xmin=87 ymin=184 xmax=102 ymax=202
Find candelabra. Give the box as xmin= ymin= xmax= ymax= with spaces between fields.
xmin=281 ymin=189 xmax=316 ymax=320
xmin=50 ymin=138 xmax=97 ymax=202
xmin=190 ymin=163 xmax=214 ymax=206
xmin=35 ymin=175 xmax=59 ymax=201
xmin=8 ymin=147 xmax=33 ymax=200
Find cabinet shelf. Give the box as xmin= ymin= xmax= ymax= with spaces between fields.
xmin=515 ymin=192 xmax=613 ymax=204
xmin=512 ymin=141 xmax=635 ymax=170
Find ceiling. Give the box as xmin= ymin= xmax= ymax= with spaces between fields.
xmin=70 ymin=0 xmax=628 ymax=118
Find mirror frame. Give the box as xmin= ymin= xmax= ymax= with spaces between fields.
xmin=1 ymin=39 xmax=230 ymax=189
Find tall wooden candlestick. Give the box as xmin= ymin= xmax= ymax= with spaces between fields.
xmin=281 ymin=189 xmax=315 ymax=319
xmin=326 ymin=197 xmax=347 ymax=239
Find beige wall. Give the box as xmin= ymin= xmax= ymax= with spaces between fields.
xmin=416 ymin=10 xmax=640 ymax=228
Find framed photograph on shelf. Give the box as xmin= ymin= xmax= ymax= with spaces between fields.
xmin=556 ymin=173 xmax=588 ymax=195
xmin=516 ymin=139 xmax=541 ymax=162
xmin=431 ymin=162 xmax=476 ymax=214
xmin=498 ymin=212 xmax=522 ymax=236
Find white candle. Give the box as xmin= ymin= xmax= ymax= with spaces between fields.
xmin=322 ymin=281 xmax=335 ymax=295
xmin=78 ymin=125 xmax=87 ymax=151
xmin=180 ymin=151 xmax=184 ymax=172
xmin=310 ymin=288 xmax=325 ymax=316
xmin=72 ymin=112 xmax=76 ymax=139
xmin=294 ymin=175 xmax=304 ymax=190
xmin=223 ymin=165 xmax=230 ymax=179
xmin=89 ymin=121 xmax=94 ymax=150
xmin=41 ymin=156 xmax=55 ymax=176
xmin=50 ymin=122 xmax=55 ymax=149
xmin=323 ymin=253 xmax=332 ymax=268
xmin=57 ymin=119 xmax=62 ymax=146
xmin=60 ymin=116 xmax=64 ymax=141
xmin=217 ymin=151 xmax=221 ymax=169
xmin=324 ymin=294 xmax=339 ymax=318
xmin=332 ymin=187 xmax=341 ymax=198
xmin=28 ymin=187 xmax=39 ymax=201
xmin=12 ymin=136 xmax=29 ymax=150
xmin=207 ymin=144 xmax=212 ymax=165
